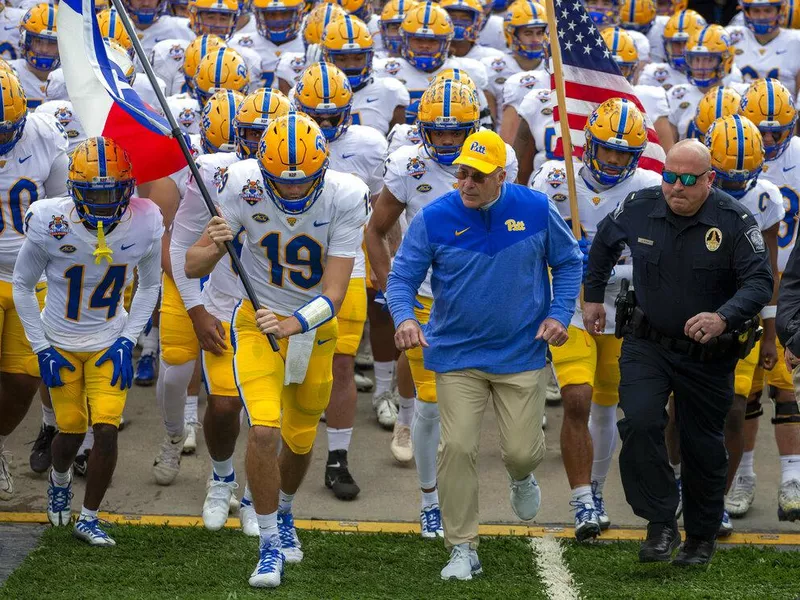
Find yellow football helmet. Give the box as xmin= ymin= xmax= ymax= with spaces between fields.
xmin=105 ymin=38 xmax=136 ymax=86
xmin=741 ymin=0 xmax=784 ymax=35
xmin=656 ymin=0 xmax=688 ymax=16
xmin=401 ymin=2 xmax=454 ymax=72
xmin=0 ymin=71 xmax=27 ymax=156
xmin=183 ymin=34 xmax=228 ymax=91
xmin=68 ymin=137 xmax=136 ymax=228
xmin=97 ymin=9 xmax=134 ymax=59
xmin=692 ymin=86 xmax=742 ymax=139
xmin=0 ymin=59 xmax=16 ymax=77
xmin=258 ymin=111 xmax=330 ymax=214
xmin=189 ymin=0 xmax=241 ymax=38
xmin=200 ymin=89 xmax=244 ymax=154
xmin=685 ymin=25 xmax=733 ymax=87
xmin=504 ymin=0 xmax=547 ymax=60
xmin=417 ymin=79 xmax=479 ymax=165
xmin=293 ymin=62 xmax=353 ymax=142
xmin=601 ymin=27 xmax=639 ymax=82
xmin=705 ymin=114 xmax=764 ymax=199
xmin=740 ymin=78 xmax=797 ymax=160
xmin=619 ymin=0 xmax=657 ymax=33
xmin=662 ymin=9 xmax=706 ymax=70
xmin=782 ymin=0 xmax=800 ymax=28
xmin=252 ymin=0 xmax=305 ymax=43
xmin=20 ymin=3 xmax=59 ymax=72
xmin=380 ymin=0 xmax=419 ymax=54
xmin=322 ymin=14 xmax=375 ymax=89
xmin=194 ymin=47 xmax=249 ymax=105
xmin=439 ymin=0 xmax=484 ymax=43
xmin=235 ymin=87 xmax=291 ymax=157
xmin=329 ymin=0 xmax=374 ymax=22
xmin=305 ymin=3 xmax=347 ymax=47
xmin=95 ymin=0 xmax=111 ymax=11
xmin=584 ymin=97 xmax=648 ymax=186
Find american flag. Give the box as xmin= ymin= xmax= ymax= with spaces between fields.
xmin=550 ymin=0 xmax=666 ymax=173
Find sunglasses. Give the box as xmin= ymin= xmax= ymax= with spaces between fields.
xmin=455 ymin=168 xmax=494 ymax=183
xmin=662 ymin=170 xmax=709 ymax=186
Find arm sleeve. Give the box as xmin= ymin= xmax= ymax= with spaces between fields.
xmin=170 ymin=172 xmax=211 ymax=310
xmin=387 ymin=211 xmax=432 ymax=328
xmin=583 ymin=199 xmax=631 ymax=303
xmin=328 ymin=183 xmax=370 ymax=258
xmin=11 ymin=237 xmax=50 ymax=353
xmin=545 ymin=201 xmax=583 ymax=327
xmin=382 ymin=153 xmax=407 ymax=202
xmin=122 ymin=236 xmax=163 ymax=343
xmin=778 ymin=240 xmax=800 ymax=353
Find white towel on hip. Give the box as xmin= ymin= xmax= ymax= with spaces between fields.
xmin=283 ymin=330 xmax=316 ymax=385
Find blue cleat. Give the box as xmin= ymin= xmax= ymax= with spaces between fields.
xmin=278 ymin=511 xmax=304 ymax=563
xmin=249 ymin=539 xmax=284 ymax=588
xmin=73 ymin=517 xmax=116 ymax=546
xmin=420 ymin=505 xmax=444 ymax=539
xmin=134 ymin=354 xmax=156 ymax=387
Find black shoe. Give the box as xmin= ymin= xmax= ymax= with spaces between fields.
xmin=639 ymin=521 xmax=681 ymax=563
xmin=73 ymin=450 xmax=90 ymax=477
xmin=325 ymin=450 xmax=360 ymax=501
xmin=29 ymin=424 xmax=56 ymax=474
xmin=672 ymin=536 xmax=716 ymax=567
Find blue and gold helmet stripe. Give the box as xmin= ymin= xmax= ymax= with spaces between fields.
xmin=46 ymin=5 xmax=55 ymax=31
xmin=527 ymin=0 xmax=538 ymax=17
xmin=320 ymin=61 xmax=331 ymax=100
xmin=97 ymin=138 xmax=108 ymax=177
xmin=789 ymin=3 xmax=796 ymax=27
xmin=0 ymin=81 xmax=6 ymax=123
xmin=423 ymin=1 xmax=432 ymax=26
xmin=227 ymin=90 xmax=237 ymax=136
xmin=287 ymin=112 xmax=297 ymax=167
xmin=697 ymin=25 xmax=708 ymax=46
xmin=214 ymin=50 xmax=225 ymax=86
xmin=715 ymin=87 xmax=723 ymax=118
xmin=734 ymin=115 xmax=745 ymax=171
xmin=766 ymin=78 xmax=775 ymax=118
xmin=261 ymin=88 xmax=271 ymax=114
xmin=443 ymin=79 xmax=451 ymax=118
xmin=612 ymin=26 xmax=620 ymax=51
xmin=678 ymin=9 xmax=686 ymax=30
xmin=109 ymin=9 xmax=118 ymax=37
xmin=345 ymin=14 xmax=355 ymax=42
xmin=201 ymin=35 xmax=209 ymax=55
xmin=628 ymin=0 xmax=636 ymax=24
xmin=616 ymin=98 xmax=629 ymax=141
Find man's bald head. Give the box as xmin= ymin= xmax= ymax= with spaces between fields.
xmin=661 ymin=139 xmax=716 ymax=217
xmin=665 ymin=139 xmax=712 ymax=172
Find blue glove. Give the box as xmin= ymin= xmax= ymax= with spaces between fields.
xmin=578 ymin=238 xmax=590 ymax=281
xmin=37 ymin=347 xmax=75 ymax=388
xmin=95 ymin=337 xmax=135 ymax=390
xmin=375 ymin=290 xmax=424 ymax=312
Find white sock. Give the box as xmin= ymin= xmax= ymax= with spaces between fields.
xmin=327 ymin=427 xmax=353 ymax=453
xmin=212 ymin=457 xmax=234 ymax=481
xmin=411 ymin=399 xmax=439 ymax=491
xmin=671 ymin=462 xmax=682 ymax=479
xmin=373 ymin=361 xmax=395 ymax=397
xmin=157 ymin=359 xmax=195 ymax=438
xmin=781 ymin=455 xmax=800 ymax=484
xmin=737 ymin=450 xmax=755 ymax=478
xmin=78 ymin=427 xmax=94 ymax=454
xmin=80 ymin=506 xmax=98 ymax=521
xmin=588 ymin=403 xmax=618 ymax=489
xmin=41 ymin=404 xmax=56 ymax=428
xmin=184 ymin=395 xmax=199 ymax=424
xmin=421 ymin=488 xmax=439 ymax=509
xmin=257 ymin=511 xmax=279 ymax=547
xmin=571 ymin=485 xmax=594 ymax=506
xmin=50 ymin=468 xmax=71 ymax=486
xmin=278 ymin=490 xmax=295 ymax=513
xmin=242 ymin=484 xmax=253 ymax=505
xmin=140 ymin=326 xmax=159 ymax=357
xmin=397 ymin=395 xmax=414 ymax=427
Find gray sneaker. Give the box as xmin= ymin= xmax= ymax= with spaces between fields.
xmin=440 ymin=544 xmax=482 ymax=581
xmin=509 ymin=473 xmax=541 ymax=521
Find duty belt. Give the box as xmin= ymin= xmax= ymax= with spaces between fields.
xmin=635 ymin=325 xmax=738 ymax=361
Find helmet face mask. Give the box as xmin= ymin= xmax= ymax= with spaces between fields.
xmin=586 ymin=0 xmax=619 ymax=27
xmin=741 ymin=0 xmax=783 ymax=35
xmin=234 ymin=87 xmax=291 ymax=157
xmin=0 ymin=72 xmax=28 ymax=156
xmin=705 ymin=114 xmax=765 ymax=199
xmin=601 ymin=27 xmax=638 ymax=83
xmin=191 ymin=0 xmax=241 ymax=39
xmin=662 ymin=9 xmax=707 ymax=71
xmin=740 ymin=78 xmax=797 ymax=160
xmin=417 ymin=79 xmax=479 ymax=165
xmin=293 ymin=62 xmax=353 ymax=142
xmin=504 ymin=0 xmax=548 ymax=60
xmin=124 ymin=0 xmax=167 ymax=26
xmin=685 ymin=25 xmax=732 ymax=87
xmin=21 ymin=4 xmax=60 ymax=72
xmin=254 ymin=1 xmax=304 ymax=43
xmin=380 ymin=0 xmax=418 ymax=54
xmin=441 ymin=0 xmax=483 ymax=43
xmin=583 ymin=97 xmax=647 ymax=186
xmin=400 ymin=2 xmax=454 ymax=72
xmin=169 ymin=0 xmax=190 ymax=16
xmin=321 ymin=15 xmax=375 ymax=90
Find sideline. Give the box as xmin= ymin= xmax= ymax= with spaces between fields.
xmin=529 ymin=536 xmax=582 ymax=600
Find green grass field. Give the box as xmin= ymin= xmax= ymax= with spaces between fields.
xmin=2 ymin=525 xmax=800 ymax=599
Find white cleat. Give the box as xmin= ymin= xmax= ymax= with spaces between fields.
xmin=249 ymin=541 xmax=284 ymax=588
xmin=202 ymin=477 xmax=239 ymax=531
xmin=390 ymin=422 xmax=413 ymax=464
xmin=73 ymin=518 xmax=116 ymax=546
xmin=509 ymin=474 xmax=541 ymax=522
xmin=278 ymin=511 xmax=304 ymax=563
xmin=571 ymin=500 xmax=601 ymax=542
xmin=354 ymin=370 xmax=374 ymax=392
xmin=0 ymin=450 xmax=13 ymax=501
xmin=778 ymin=479 xmax=800 ymax=522
xmin=355 ymin=346 xmax=373 ymax=369
xmin=182 ymin=422 xmax=200 ymax=455
xmin=47 ymin=472 xmax=73 ymax=526
xmin=718 ymin=509 xmax=734 ymax=537
xmin=239 ymin=499 xmax=259 ymax=537
xmin=420 ymin=505 xmax=444 ymax=539
xmin=592 ymin=481 xmax=610 ymax=530
xmin=373 ymin=391 xmax=398 ymax=429
xmin=441 ymin=544 xmax=482 ymax=581
xmin=726 ymin=474 xmax=756 ymax=517
xmin=153 ymin=431 xmax=186 ymax=486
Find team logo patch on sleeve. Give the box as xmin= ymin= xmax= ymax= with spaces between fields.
xmin=240 ymin=179 xmax=265 ymax=205
xmin=384 ymin=60 xmax=402 ymax=75
xmin=179 ymin=108 xmax=198 ymax=129
xmin=653 ymin=67 xmax=668 ymax=83
xmin=490 ymin=58 xmax=506 ymax=72
xmin=546 ymin=168 xmax=566 ymax=188
xmin=290 ymin=56 xmax=306 ymax=73
xmin=48 ymin=215 xmax=70 ymax=240
xmin=213 ymin=167 xmax=228 ymax=189
xmin=745 ymin=225 xmax=766 ymax=253
xmin=406 ymin=157 xmax=426 ymax=179
xmin=521 ymin=74 xmax=539 ymax=89
xmin=705 ymin=227 xmax=722 ymax=251
xmin=54 ymin=106 xmax=78 ymax=137
xmin=169 ymin=44 xmax=185 ymax=61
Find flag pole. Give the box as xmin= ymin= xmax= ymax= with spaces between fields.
xmin=544 ymin=0 xmax=581 ymax=242
xmin=107 ymin=0 xmax=279 ymax=352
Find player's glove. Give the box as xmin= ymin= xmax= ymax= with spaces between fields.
xmin=95 ymin=337 xmax=135 ymax=390
xmin=37 ymin=347 xmax=75 ymax=388
xmin=578 ymin=238 xmax=590 ymax=282
xmin=374 ymin=290 xmax=424 ymax=312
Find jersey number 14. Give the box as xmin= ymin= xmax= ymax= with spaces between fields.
xmin=64 ymin=264 xmax=128 ymax=321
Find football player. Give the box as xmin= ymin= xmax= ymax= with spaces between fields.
xmin=186 ymin=112 xmax=369 ymax=588
xmin=531 ymin=98 xmax=661 ymax=540
xmin=12 ymin=137 xmax=163 ymax=545
xmin=476 ymin=0 xmax=508 ymax=51
xmin=0 ymin=3 xmax=25 ymax=62
xmin=35 ymin=100 xmax=87 ymax=153
xmin=701 ymin=113 xmax=784 ymax=536
xmin=0 ymin=70 xmax=69 ymax=501
xmin=11 ymin=3 xmax=59 ymax=109
xmin=121 ymin=0 xmax=194 ymax=55
xmin=293 ymin=62 xmax=387 ymax=499
xmin=378 ymin=0 xmax=419 ymax=57
xmin=637 ymin=9 xmax=707 ymax=90
xmin=729 ymin=79 xmax=800 ymax=522
xmin=688 ymin=85 xmax=742 ymax=140
xmin=619 ymin=0 xmax=659 ymax=74
xmin=192 ymin=46 xmax=250 ymax=106
xmin=440 ymin=0 xmax=503 ymax=61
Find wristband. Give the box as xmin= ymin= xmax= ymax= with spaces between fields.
xmin=293 ymin=295 xmax=334 ymax=333
xmin=760 ymin=305 xmax=777 ymax=320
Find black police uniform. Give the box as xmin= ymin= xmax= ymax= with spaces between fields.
xmin=585 ymin=185 xmax=773 ymax=541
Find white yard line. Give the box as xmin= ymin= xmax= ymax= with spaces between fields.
xmin=529 ymin=536 xmax=582 ymax=600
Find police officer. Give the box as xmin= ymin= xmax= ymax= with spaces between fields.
xmin=584 ymin=139 xmax=773 ymax=566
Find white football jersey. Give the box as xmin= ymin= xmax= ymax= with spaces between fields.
xmin=34 ymin=100 xmax=86 ymax=152
xmin=387 ymin=123 xmax=422 ymax=154
xmin=668 ymin=80 xmax=750 ymax=140
xmin=633 ymin=84 xmax=669 ymax=121
xmin=727 ymin=26 xmax=800 ymax=95
xmin=167 ymin=93 xmax=202 ymax=136
xmin=637 ymin=61 xmax=685 ymax=90
xmin=229 ymin=32 xmax=305 ymax=87
xmin=150 ymin=38 xmax=190 ymax=96
xmin=275 ymin=50 xmax=307 ymax=89
xmin=171 ymin=151 xmax=241 ymax=321
xmin=135 ymin=16 xmax=195 ymax=56
xmin=16 ymin=196 xmax=163 ymax=352
xmin=483 ymin=54 xmax=522 ymax=114
xmin=236 ymin=14 xmax=258 ymax=36
xmin=626 ymin=29 xmax=651 ymax=63
xmin=462 ymin=44 xmax=505 ymax=62
xmin=500 ymin=68 xmax=549 ymax=111
xmin=531 ymin=160 xmax=662 ymax=333
xmin=517 ymin=87 xmax=557 ymax=174
xmin=729 ymin=11 xmax=745 ymax=27
xmin=0 ymin=7 xmax=25 ymax=62
xmin=352 ymin=77 xmax=410 ymax=135
xmin=760 ymin=137 xmax=800 ymax=271
xmin=10 ymin=59 xmax=49 ymax=108
xmin=478 ymin=14 xmax=506 ymax=52
xmin=645 ymin=15 xmax=669 ymax=63
xmin=735 ymin=178 xmax=785 ymax=234
xmin=0 ymin=113 xmax=68 ymax=282
xmin=168 ymin=133 xmax=203 ymax=199
xmin=218 ymin=162 xmax=370 ymax=315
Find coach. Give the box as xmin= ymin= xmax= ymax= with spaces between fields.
xmin=386 ymin=130 xmax=582 ymax=581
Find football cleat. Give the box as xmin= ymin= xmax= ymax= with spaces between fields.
xmin=201 ymin=89 xmax=244 ymax=154
xmin=380 ymin=0 xmax=419 ymax=54
xmin=30 ymin=424 xmax=56 ymax=474
xmin=778 ymin=479 xmax=800 ymax=522
xmin=234 ymin=88 xmax=290 ymax=158
xmin=153 ymin=431 xmax=187 ymax=486
xmin=741 ymin=0 xmax=783 ymax=35
xmin=618 ymin=0 xmax=656 ymax=33
xmin=354 ymin=344 xmax=373 ymax=369
xmin=504 ymin=0 xmax=548 ymax=60
xmin=182 ymin=421 xmax=200 ymax=454
xmin=417 ymin=79 xmax=480 ymax=166
xmin=134 ymin=354 xmax=156 ymax=386
xmin=74 ymin=518 xmax=116 ymax=546
xmin=189 ymin=0 xmax=241 ymax=39
xmin=183 ymin=34 xmax=227 ymax=93
xmin=20 ymin=3 xmax=59 ymax=72
xmin=252 ymin=0 xmax=305 ymax=43
xmin=277 ymin=511 xmax=304 ymax=563
xmin=293 ymin=62 xmax=353 ymax=142
xmin=373 ymin=390 xmax=398 ymax=429
xmin=325 ymin=450 xmax=361 ymax=501
xmin=420 ymin=505 xmax=444 ymax=538
xmin=0 ymin=449 xmax=13 ymax=501
xmin=601 ymin=27 xmax=639 ymax=82
xmin=692 ymin=85 xmax=741 ymax=140
xmin=662 ymin=9 xmax=707 ymax=71
xmin=509 ymin=474 xmax=541 ymax=522
xmin=726 ymin=473 xmax=757 ymax=517
xmin=705 ymin=114 xmax=765 ymax=200
xmin=239 ymin=497 xmax=259 ymax=536
xmin=739 ymin=78 xmax=797 ymax=161
xmin=47 ymin=472 xmax=73 ymax=526
xmin=400 ymin=2 xmax=454 ymax=72
xmin=583 ymin=97 xmax=647 ymax=186
xmin=321 ymin=14 xmax=375 ymax=90
xmin=685 ymin=24 xmax=734 ymax=88
xmin=571 ymin=500 xmax=601 ymax=541
xmin=193 ymin=47 xmax=250 ymax=106
xmin=0 ymin=71 xmax=27 ymax=157
xmin=440 ymin=544 xmax=482 ymax=581
xmin=249 ymin=540 xmax=285 ymax=588
xmin=592 ymin=480 xmax=610 ymax=530
xmin=73 ymin=449 xmax=90 ymax=477
xmin=202 ymin=477 xmax=239 ymax=530
xmin=354 ymin=370 xmax=374 ymax=392
xmin=390 ymin=422 xmax=413 ymax=464
xmin=718 ymin=509 xmax=733 ymax=537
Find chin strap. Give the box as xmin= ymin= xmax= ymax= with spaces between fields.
xmin=93 ymin=221 xmax=114 ymax=264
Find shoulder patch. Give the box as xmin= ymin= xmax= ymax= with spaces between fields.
xmin=745 ymin=225 xmax=766 ymax=253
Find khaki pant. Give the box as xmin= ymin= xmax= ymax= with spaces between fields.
xmin=436 ymin=368 xmax=547 ymax=548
